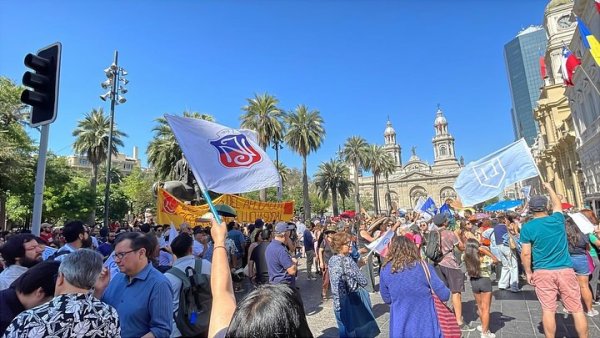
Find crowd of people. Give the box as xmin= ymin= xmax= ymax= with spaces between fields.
xmin=0 ymin=181 xmax=600 ymax=338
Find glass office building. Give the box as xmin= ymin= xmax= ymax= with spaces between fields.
xmin=504 ymin=26 xmax=548 ymax=146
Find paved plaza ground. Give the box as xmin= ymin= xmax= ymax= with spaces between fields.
xmin=237 ymin=257 xmax=600 ymax=338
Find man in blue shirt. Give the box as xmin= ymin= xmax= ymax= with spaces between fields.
xmin=227 ymin=222 xmax=245 ymax=268
xmin=520 ymin=182 xmax=587 ymax=338
xmin=95 ymin=232 xmax=173 ymax=338
xmin=303 ymin=226 xmax=316 ymax=280
xmin=266 ymin=222 xmax=298 ymax=286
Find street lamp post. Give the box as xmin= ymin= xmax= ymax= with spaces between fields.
xmin=272 ymin=140 xmax=283 ymax=201
xmin=100 ymin=50 xmax=128 ymax=229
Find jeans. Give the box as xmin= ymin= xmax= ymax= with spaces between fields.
xmin=498 ymin=245 xmax=519 ymax=290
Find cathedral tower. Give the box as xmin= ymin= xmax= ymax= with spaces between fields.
xmin=432 ymin=107 xmax=459 ymax=168
xmin=383 ymin=119 xmax=402 ymax=167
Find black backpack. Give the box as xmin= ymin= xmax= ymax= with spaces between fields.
xmin=424 ymin=230 xmax=443 ymax=264
xmin=166 ymin=259 xmax=212 ymax=338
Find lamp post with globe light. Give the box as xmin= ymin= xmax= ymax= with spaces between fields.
xmin=100 ymin=50 xmax=128 ymax=229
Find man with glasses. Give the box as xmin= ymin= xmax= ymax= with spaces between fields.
xmin=0 ymin=234 xmax=43 ymax=290
xmin=95 ymin=232 xmax=172 ymax=338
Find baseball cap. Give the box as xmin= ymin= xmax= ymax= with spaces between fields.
xmin=529 ymin=195 xmax=548 ymax=212
xmin=274 ymin=221 xmax=293 ymax=233
xmin=432 ymin=213 xmax=448 ymax=226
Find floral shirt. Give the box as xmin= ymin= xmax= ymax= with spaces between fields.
xmin=3 ymin=293 xmax=120 ymax=338
xmin=328 ymin=255 xmax=367 ymax=311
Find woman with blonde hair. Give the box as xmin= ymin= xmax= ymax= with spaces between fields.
xmin=380 ymin=236 xmax=450 ymax=337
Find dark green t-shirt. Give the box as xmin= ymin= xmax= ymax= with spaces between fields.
xmin=520 ymin=212 xmax=573 ymax=270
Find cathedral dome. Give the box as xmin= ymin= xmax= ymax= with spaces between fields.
xmin=384 ymin=120 xmax=395 ymax=136
xmin=434 ymin=108 xmax=447 ymax=126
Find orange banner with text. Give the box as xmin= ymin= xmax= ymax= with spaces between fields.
xmin=157 ymin=188 xmax=294 ymax=227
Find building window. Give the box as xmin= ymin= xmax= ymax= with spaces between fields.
xmin=439 ymin=145 xmax=447 ymax=156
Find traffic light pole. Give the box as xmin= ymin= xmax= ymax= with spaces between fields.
xmin=31 ymin=124 xmax=49 ymax=236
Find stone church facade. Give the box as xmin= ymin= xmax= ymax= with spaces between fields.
xmin=355 ymin=108 xmax=463 ymax=211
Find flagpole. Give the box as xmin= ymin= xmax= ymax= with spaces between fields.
xmin=195 ymin=176 xmax=223 ymax=224
xmin=578 ymin=66 xmax=600 ymax=97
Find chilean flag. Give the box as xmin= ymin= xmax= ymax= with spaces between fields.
xmin=366 ymin=230 xmax=395 ymax=257
xmin=596 ymin=1 xmax=600 ymax=14
xmin=561 ymin=47 xmax=581 ymax=86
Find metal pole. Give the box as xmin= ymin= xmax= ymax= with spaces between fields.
xmin=31 ymin=124 xmax=50 ymax=236
xmin=275 ymin=141 xmax=282 ymax=201
xmin=579 ymin=66 xmax=600 ymax=98
xmin=103 ymin=50 xmax=118 ymax=229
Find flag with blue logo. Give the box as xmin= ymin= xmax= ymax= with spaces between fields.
xmin=420 ymin=197 xmax=438 ymax=216
xmin=454 ymin=139 xmax=539 ymax=207
xmin=164 ymin=115 xmax=280 ymax=193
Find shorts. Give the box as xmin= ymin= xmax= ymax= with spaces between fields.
xmin=437 ymin=265 xmax=465 ymax=293
xmin=570 ymin=254 xmax=590 ymax=276
xmin=532 ymin=268 xmax=583 ymax=313
xmin=470 ymin=277 xmax=492 ymax=293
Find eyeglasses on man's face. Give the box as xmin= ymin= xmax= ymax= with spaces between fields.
xmin=114 ymin=249 xmax=138 ymax=260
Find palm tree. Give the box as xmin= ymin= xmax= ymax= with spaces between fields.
xmin=341 ymin=136 xmax=369 ymax=213
xmin=73 ymin=108 xmax=127 ymax=222
xmin=275 ymin=162 xmax=290 ymax=186
xmin=98 ymin=165 xmax=124 ymax=185
xmin=365 ymin=145 xmax=394 ymax=215
xmin=337 ymin=175 xmax=353 ymax=212
xmin=285 ymin=104 xmax=325 ymax=221
xmin=147 ymin=112 xmax=214 ymax=180
xmin=314 ymin=159 xmax=353 ymax=216
xmin=241 ymin=93 xmax=285 ymax=201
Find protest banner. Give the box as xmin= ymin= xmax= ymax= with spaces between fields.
xmin=157 ymin=188 xmax=294 ymax=227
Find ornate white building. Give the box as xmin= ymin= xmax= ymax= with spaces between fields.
xmin=356 ymin=108 xmax=463 ymax=211
xmin=566 ymin=0 xmax=600 ymax=213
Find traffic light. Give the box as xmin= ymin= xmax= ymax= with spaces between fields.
xmin=21 ymin=42 xmax=62 ymax=127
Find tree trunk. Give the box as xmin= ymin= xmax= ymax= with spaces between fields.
xmin=90 ymin=164 xmax=98 ymax=225
xmin=332 ymin=187 xmax=339 ymax=216
xmin=353 ymin=159 xmax=360 ymax=213
xmin=302 ymin=156 xmax=311 ymax=222
xmin=259 ymin=188 xmax=266 ymax=202
xmin=0 ymin=192 xmax=6 ymax=231
xmin=373 ymin=175 xmax=379 ymax=215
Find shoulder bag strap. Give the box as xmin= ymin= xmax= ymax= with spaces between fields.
xmin=166 ymin=267 xmax=191 ymax=289
xmin=420 ymin=260 xmax=435 ymax=296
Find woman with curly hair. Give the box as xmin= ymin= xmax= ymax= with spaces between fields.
xmin=379 ymin=236 xmax=450 ymax=338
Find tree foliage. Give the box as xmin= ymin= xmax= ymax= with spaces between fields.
xmin=121 ymin=167 xmax=155 ymax=215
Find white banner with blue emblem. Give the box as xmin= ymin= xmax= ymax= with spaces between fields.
xmin=164 ymin=115 xmax=281 ymax=194
xmin=454 ymin=139 xmax=539 ymax=207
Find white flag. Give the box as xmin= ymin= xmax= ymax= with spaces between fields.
xmin=165 ymin=115 xmax=280 ymax=193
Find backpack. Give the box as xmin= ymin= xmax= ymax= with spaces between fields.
xmin=424 ymin=230 xmax=444 ymax=264
xmin=166 ymin=259 xmax=212 ymax=338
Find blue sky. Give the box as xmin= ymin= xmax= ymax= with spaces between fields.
xmin=0 ymin=0 xmax=548 ymax=177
